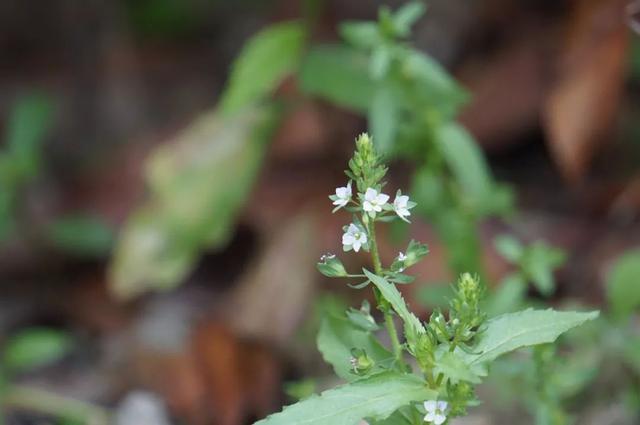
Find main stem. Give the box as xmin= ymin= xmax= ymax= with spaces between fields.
xmin=368 ymin=219 xmax=403 ymax=363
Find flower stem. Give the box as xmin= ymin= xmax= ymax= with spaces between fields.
xmin=368 ymin=219 xmax=403 ymax=363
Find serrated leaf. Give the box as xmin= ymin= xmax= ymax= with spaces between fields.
xmin=3 ymin=328 xmax=73 ymax=374
xmin=363 ymin=270 xmax=425 ymax=343
xmin=219 ymin=22 xmax=305 ymax=114
xmin=109 ymin=106 xmax=278 ymax=299
xmin=300 ymin=45 xmax=374 ymax=112
xmin=255 ymin=372 xmax=435 ymax=425
xmin=606 ymin=249 xmax=640 ymax=318
xmin=318 ymin=314 xmax=391 ymax=381
xmin=466 ymin=309 xmax=599 ymax=365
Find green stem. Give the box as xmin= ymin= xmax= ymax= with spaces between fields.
xmin=3 ymin=384 xmax=111 ymax=425
xmin=368 ymin=219 xmax=404 ymax=363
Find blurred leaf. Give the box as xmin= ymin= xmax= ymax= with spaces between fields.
xmin=300 ymin=45 xmax=374 ymax=112
xmin=485 ymin=273 xmax=527 ymax=316
xmin=219 ymin=22 xmax=306 ymax=115
xmin=109 ymin=106 xmax=278 ymax=299
xmin=494 ymin=235 xmax=524 ymax=263
xmin=339 ymin=22 xmax=380 ymax=49
xmin=434 ymin=351 xmax=482 ymax=384
xmin=435 ymin=123 xmax=492 ymax=208
xmin=369 ymin=85 xmax=399 ymax=155
xmin=5 ymin=93 xmax=52 ymax=180
xmin=47 ymin=215 xmax=113 ymax=256
xmin=255 ymin=372 xmax=436 ymax=425
xmin=521 ymin=242 xmax=566 ymax=296
xmin=284 ymin=379 xmax=317 ymax=401
xmin=3 ymin=328 xmax=73 ymax=374
xmin=317 ymin=313 xmax=392 ymax=381
xmin=391 ymin=1 xmax=426 ymax=37
xmin=606 ymin=249 xmax=640 ymax=319
xmin=416 ymin=283 xmax=452 ymax=310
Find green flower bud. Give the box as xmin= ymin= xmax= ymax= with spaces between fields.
xmin=317 ymin=254 xmax=347 ymax=278
xmin=350 ymin=348 xmax=375 ymax=375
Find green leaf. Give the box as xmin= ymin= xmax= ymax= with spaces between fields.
xmin=47 ymin=215 xmax=113 ymax=256
xmin=494 ymin=235 xmax=523 ymax=263
xmin=255 ymin=372 xmax=436 ymax=425
xmin=485 ymin=273 xmax=526 ymax=316
xmin=521 ymin=242 xmax=566 ymax=296
xmin=339 ymin=21 xmax=381 ymax=49
xmin=317 ymin=314 xmax=392 ymax=381
xmin=363 ymin=270 xmax=425 ymax=343
xmin=434 ymin=351 xmax=481 ymax=384
xmin=606 ymin=249 xmax=640 ymax=318
xmin=109 ymin=106 xmax=278 ymax=299
xmin=300 ymin=45 xmax=375 ymax=112
xmin=435 ymin=123 xmax=492 ymax=207
xmin=3 ymin=328 xmax=73 ymax=374
xmin=392 ymin=1 xmax=426 ymax=36
xmin=219 ymin=22 xmax=305 ymax=114
xmin=369 ymin=85 xmax=399 ymax=154
xmin=465 ymin=309 xmax=599 ymax=365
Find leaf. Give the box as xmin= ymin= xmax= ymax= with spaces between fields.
xmin=606 ymin=249 xmax=640 ymax=318
xmin=521 ymin=242 xmax=566 ymax=296
xmin=47 ymin=215 xmax=113 ymax=256
xmin=494 ymin=235 xmax=523 ymax=263
xmin=3 ymin=328 xmax=73 ymax=374
xmin=363 ymin=270 xmax=425 ymax=342
xmin=300 ymin=45 xmax=375 ymax=112
xmin=392 ymin=1 xmax=426 ymax=36
xmin=434 ymin=351 xmax=481 ymax=384
xmin=435 ymin=123 xmax=492 ymax=207
xmin=484 ymin=273 xmax=526 ymax=316
xmin=109 ymin=106 xmax=278 ymax=299
xmin=465 ymin=309 xmax=599 ymax=365
xmin=368 ymin=85 xmax=399 ymax=155
xmin=254 ymin=372 xmax=436 ymax=425
xmin=219 ymin=22 xmax=305 ymax=114
xmin=318 ymin=314 xmax=392 ymax=381
xmin=339 ymin=21 xmax=380 ymax=49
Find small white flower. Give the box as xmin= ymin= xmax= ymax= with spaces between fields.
xmin=424 ymin=400 xmax=448 ymax=425
xmin=342 ymin=223 xmax=368 ymax=252
xmin=331 ymin=181 xmax=352 ymax=211
xmin=362 ymin=188 xmax=389 ymax=216
xmin=393 ymin=191 xmax=413 ymax=222
xmin=397 ymin=252 xmax=407 ymax=262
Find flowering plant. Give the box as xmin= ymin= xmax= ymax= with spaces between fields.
xmin=255 ymin=134 xmax=598 ymax=425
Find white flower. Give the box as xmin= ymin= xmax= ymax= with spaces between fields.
xmin=362 ymin=188 xmax=389 ymax=216
xmin=331 ymin=181 xmax=352 ymax=211
xmin=424 ymin=400 xmax=448 ymax=425
xmin=393 ymin=191 xmax=413 ymax=222
xmin=397 ymin=252 xmax=407 ymax=262
xmin=342 ymin=223 xmax=368 ymax=252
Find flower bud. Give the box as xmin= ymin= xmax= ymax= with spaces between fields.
xmin=350 ymin=348 xmax=374 ymax=375
xmin=317 ymin=254 xmax=347 ymax=278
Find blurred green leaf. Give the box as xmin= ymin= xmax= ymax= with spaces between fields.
xmin=416 ymin=283 xmax=452 ymax=310
xmin=606 ymin=249 xmax=640 ymax=319
xmin=434 ymin=351 xmax=482 ymax=384
xmin=219 ymin=22 xmax=306 ymax=115
xmin=339 ymin=21 xmax=380 ymax=49
xmin=3 ymin=328 xmax=73 ymax=374
xmin=300 ymin=45 xmax=374 ymax=112
xmin=284 ymin=379 xmax=317 ymax=401
xmin=485 ymin=273 xmax=527 ymax=316
xmin=47 ymin=215 xmax=113 ymax=256
xmin=435 ymin=123 xmax=492 ymax=207
xmin=369 ymin=85 xmax=399 ymax=155
xmin=109 ymin=106 xmax=279 ymax=299
xmin=495 ymin=235 xmax=524 ymax=263
xmin=391 ymin=1 xmax=426 ymax=37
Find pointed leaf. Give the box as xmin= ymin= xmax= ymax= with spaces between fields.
xmin=255 ymin=372 xmax=435 ymax=425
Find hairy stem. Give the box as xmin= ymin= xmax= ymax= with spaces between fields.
xmin=368 ymin=219 xmax=403 ymax=363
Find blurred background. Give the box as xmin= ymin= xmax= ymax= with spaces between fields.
xmin=1 ymin=0 xmax=640 ymax=424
